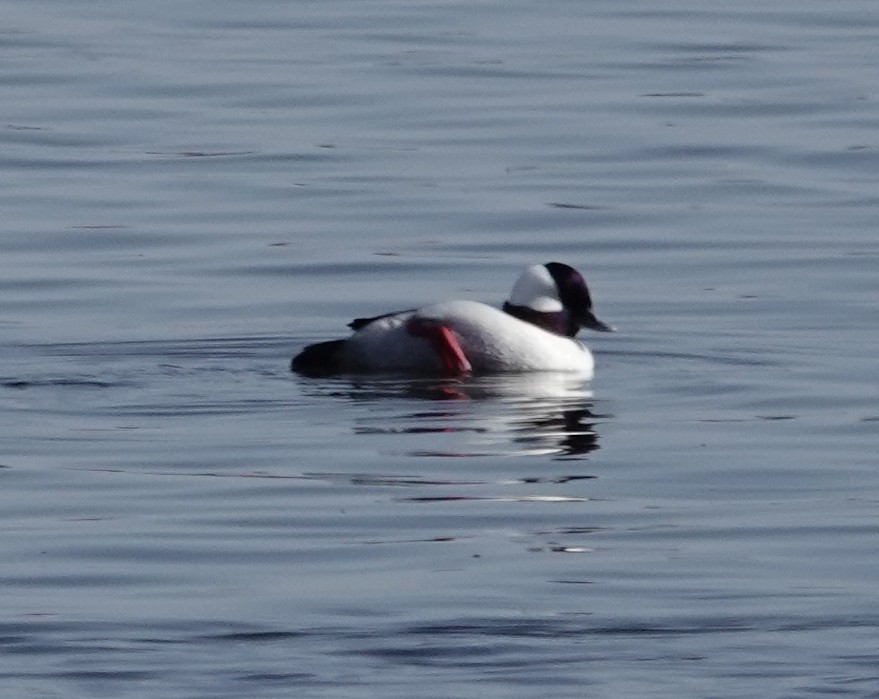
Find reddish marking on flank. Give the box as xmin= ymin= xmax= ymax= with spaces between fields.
xmin=407 ymin=318 xmax=472 ymax=374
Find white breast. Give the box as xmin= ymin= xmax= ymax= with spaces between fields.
xmin=345 ymin=300 xmax=594 ymax=375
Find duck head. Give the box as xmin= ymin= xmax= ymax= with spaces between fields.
xmin=502 ymin=262 xmax=614 ymax=337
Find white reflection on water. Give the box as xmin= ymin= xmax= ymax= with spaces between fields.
xmin=298 ymin=371 xmax=608 ymax=460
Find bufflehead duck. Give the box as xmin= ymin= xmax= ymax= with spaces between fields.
xmin=291 ymin=262 xmax=613 ymax=376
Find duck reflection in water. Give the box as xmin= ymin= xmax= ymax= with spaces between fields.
xmin=509 ymin=403 xmax=603 ymax=458
xmin=302 ymin=371 xmax=607 ymax=459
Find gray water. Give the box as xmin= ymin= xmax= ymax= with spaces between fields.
xmin=2 ymin=1 xmax=878 ymax=697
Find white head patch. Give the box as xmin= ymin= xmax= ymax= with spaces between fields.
xmin=507 ymin=264 xmax=563 ymax=312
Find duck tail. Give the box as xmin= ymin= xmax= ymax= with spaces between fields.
xmin=291 ymin=339 xmax=347 ymax=376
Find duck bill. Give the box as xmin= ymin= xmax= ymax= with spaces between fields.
xmin=580 ymin=310 xmax=614 ymax=333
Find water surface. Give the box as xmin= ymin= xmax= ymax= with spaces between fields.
xmin=2 ymin=1 xmax=878 ymax=697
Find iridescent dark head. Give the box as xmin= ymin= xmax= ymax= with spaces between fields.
xmin=503 ymin=262 xmax=613 ymax=337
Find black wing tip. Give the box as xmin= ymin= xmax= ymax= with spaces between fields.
xmin=291 ymin=339 xmax=347 ymax=376
xmin=348 ymin=308 xmax=415 ymax=331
